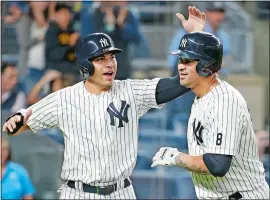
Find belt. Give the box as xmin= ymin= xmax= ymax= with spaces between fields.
xmin=67 ymin=178 xmax=131 ymax=195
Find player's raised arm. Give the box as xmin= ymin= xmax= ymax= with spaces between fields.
xmin=155 ymin=6 xmax=206 ymax=105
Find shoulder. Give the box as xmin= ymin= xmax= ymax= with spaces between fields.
xmin=7 ymin=162 xmax=28 ymax=176
xmin=212 ymin=81 xmax=247 ymax=107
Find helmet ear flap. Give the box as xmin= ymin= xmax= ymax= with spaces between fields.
xmin=196 ymin=59 xmax=215 ymax=77
xmin=76 ymin=59 xmax=94 ymax=78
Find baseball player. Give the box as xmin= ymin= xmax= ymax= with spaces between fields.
xmin=2 ymin=6 xmax=207 ymax=200
xmin=151 ymin=32 xmax=270 ymax=199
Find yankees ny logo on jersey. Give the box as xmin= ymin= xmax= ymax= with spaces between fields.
xmin=193 ymin=118 xmax=204 ymax=145
xmin=180 ymin=38 xmax=187 ymax=48
xmin=100 ymin=38 xmax=109 ymax=47
xmin=107 ymin=100 xmax=130 ymax=128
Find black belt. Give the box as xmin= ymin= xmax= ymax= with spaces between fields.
xmin=67 ymin=178 xmax=131 ymax=195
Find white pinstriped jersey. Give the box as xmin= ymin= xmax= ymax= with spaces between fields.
xmin=187 ymin=80 xmax=269 ymax=199
xmin=26 ymin=79 xmax=163 ymax=186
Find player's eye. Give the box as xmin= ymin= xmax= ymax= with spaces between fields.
xmin=96 ymin=57 xmax=104 ymax=61
xmin=179 ymin=58 xmax=196 ymax=64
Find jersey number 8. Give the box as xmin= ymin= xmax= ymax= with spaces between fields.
xmin=216 ymin=133 xmax=223 ymax=145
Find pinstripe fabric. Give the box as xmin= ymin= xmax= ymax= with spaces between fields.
xmin=26 ymin=78 xmax=163 ymax=199
xmin=187 ymin=81 xmax=269 ymax=199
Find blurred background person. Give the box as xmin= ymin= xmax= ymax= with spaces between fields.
xmin=255 ymin=130 xmax=270 ymax=171
xmin=22 ymin=2 xmax=52 ymax=96
xmin=80 ymin=1 xmax=141 ymax=80
xmin=45 ymin=3 xmax=79 ymax=75
xmin=27 ymin=69 xmax=75 ymax=105
xmin=3 ymin=1 xmax=30 ymax=76
xmin=1 ymin=137 xmax=36 ymax=200
xmin=1 ymin=62 xmax=26 ymax=115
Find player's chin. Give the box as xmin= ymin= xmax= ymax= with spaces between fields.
xmin=180 ymin=80 xmax=189 ymax=87
xmin=103 ymin=79 xmax=114 ymax=87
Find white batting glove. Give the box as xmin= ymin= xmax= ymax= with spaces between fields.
xmin=151 ymin=147 xmax=180 ymax=167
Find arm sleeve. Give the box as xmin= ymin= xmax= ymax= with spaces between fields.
xmin=205 ymin=94 xmax=244 ymax=155
xmin=27 ymin=91 xmax=60 ymax=133
xmin=129 ymin=78 xmax=163 ymax=118
xmin=155 ymin=75 xmax=191 ymax=104
xmin=203 ymin=153 xmax=232 ymax=177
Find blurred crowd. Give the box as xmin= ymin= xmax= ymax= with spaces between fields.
xmin=2 ymin=1 xmax=235 ymax=126
xmin=1 ymin=1 xmax=269 ymax=199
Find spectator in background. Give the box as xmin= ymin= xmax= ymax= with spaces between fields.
xmin=168 ymin=2 xmax=230 ymax=76
xmin=1 ymin=137 xmax=35 ymax=199
xmin=27 ymin=70 xmax=75 ymax=106
xmin=3 ymin=1 xmax=30 ymax=76
xmin=1 ymin=63 xmax=26 ymax=114
xmin=22 ymin=2 xmax=54 ymax=95
xmin=80 ymin=1 xmax=141 ymax=80
xmin=255 ymin=130 xmax=270 ymax=171
xmin=45 ymin=3 xmax=79 ymax=74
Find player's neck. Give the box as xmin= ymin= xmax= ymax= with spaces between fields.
xmin=192 ymin=74 xmax=220 ymax=98
xmin=84 ymin=80 xmax=111 ymax=95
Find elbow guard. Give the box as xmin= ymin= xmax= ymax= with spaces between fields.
xmin=203 ymin=153 xmax=232 ymax=177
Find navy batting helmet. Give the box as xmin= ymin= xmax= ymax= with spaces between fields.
xmin=75 ymin=33 xmax=123 ymax=77
xmin=169 ymin=31 xmax=223 ymax=77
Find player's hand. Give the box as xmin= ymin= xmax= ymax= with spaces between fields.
xmin=2 ymin=109 xmax=32 ymax=134
xmin=151 ymin=147 xmax=180 ymax=167
xmin=176 ymin=6 xmax=206 ymax=32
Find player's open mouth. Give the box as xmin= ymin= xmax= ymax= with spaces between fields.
xmin=180 ymin=73 xmax=188 ymax=76
xmin=103 ymin=72 xmax=114 ymax=78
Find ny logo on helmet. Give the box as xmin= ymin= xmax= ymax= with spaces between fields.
xmin=180 ymin=38 xmax=187 ymax=48
xmin=100 ymin=38 xmax=109 ymax=47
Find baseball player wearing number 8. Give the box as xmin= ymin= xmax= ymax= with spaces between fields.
xmin=2 ymin=6 xmax=207 ymax=200
xmin=152 ymin=32 xmax=269 ymax=199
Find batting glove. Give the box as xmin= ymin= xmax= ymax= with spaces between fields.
xmin=151 ymin=147 xmax=180 ymax=167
